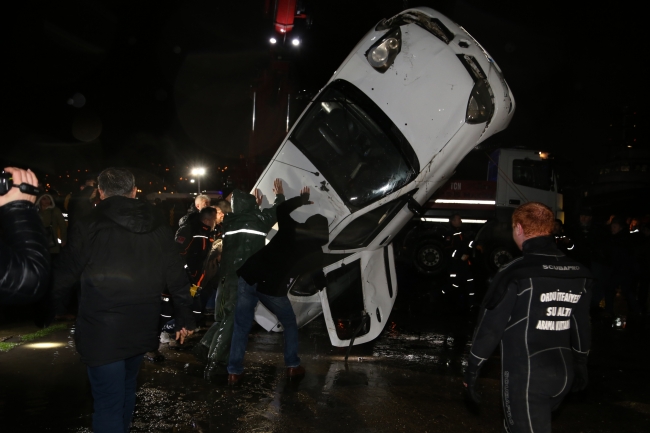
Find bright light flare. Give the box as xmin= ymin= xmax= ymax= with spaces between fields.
xmin=25 ymin=342 xmax=66 ymax=349
xmin=191 ymin=168 xmax=206 ymax=176
xmin=270 ymin=37 xmax=277 ymax=44
xmin=292 ymin=38 xmax=300 ymax=46
xmin=421 ymin=218 xmax=487 ymax=224
xmin=434 ymin=199 xmax=496 ymax=205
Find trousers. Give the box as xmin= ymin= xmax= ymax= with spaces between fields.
xmin=228 ymin=277 xmax=300 ymax=374
xmin=86 ymin=354 xmax=144 ymax=433
xmin=501 ymin=347 xmax=573 ymax=433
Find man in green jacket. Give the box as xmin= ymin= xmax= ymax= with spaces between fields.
xmin=197 ymin=179 xmax=284 ymax=379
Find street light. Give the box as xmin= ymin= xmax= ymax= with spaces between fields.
xmin=190 ymin=167 xmax=205 ymax=194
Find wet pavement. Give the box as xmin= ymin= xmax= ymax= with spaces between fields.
xmin=1 ymin=270 xmax=649 ymax=432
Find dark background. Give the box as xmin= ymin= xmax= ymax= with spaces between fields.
xmin=4 ymin=0 xmax=647 ymax=212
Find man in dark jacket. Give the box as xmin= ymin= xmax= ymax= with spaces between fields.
xmin=198 ymin=179 xmax=284 ymax=379
xmin=606 ymin=217 xmax=641 ymax=318
xmin=566 ymin=208 xmax=611 ymax=309
xmin=227 ymin=186 xmax=328 ymax=384
xmin=67 ymin=178 xmax=97 ymax=228
xmin=464 ymin=202 xmax=591 ymax=433
xmin=53 ymin=167 xmax=195 ymax=433
xmin=174 ymin=194 xmax=211 ymax=252
xmin=0 ymin=166 xmax=49 ymax=304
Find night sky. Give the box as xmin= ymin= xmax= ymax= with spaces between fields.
xmin=5 ymin=0 xmax=646 ymax=198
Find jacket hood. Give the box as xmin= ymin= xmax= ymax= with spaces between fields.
xmin=36 ymin=194 xmax=56 ymax=210
xmin=298 ymin=214 xmax=329 ymax=246
xmin=96 ymin=196 xmax=162 ymax=233
xmin=231 ymin=189 xmax=257 ymax=214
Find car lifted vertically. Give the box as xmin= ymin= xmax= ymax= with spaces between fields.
xmin=252 ymin=7 xmax=516 ymax=347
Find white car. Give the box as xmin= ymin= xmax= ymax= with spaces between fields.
xmin=252 ymin=7 xmax=515 ymax=347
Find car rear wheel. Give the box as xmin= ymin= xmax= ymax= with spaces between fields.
xmin=413 ymin=240 xmax=447 ymax=275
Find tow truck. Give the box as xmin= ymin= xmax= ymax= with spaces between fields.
xmin=267 ymin=0 xmax=311 ymax=47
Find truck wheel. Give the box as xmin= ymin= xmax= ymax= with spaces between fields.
xmin=414 ymin=240 xmax=447 ymax=275
xmin=486 ymin=246 xmax=515 ymax=272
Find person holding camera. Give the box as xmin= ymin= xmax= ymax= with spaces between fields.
xmin=0 ymin=167 xmax=49 ymax=304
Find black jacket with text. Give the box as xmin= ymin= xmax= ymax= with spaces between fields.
xmin=53 ymin=196 xmax=195 ymax=367
xmin=468 ymin=236 xmax=592 ymax=374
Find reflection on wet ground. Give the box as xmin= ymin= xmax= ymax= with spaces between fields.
xmin=1 ymin=271 xmax=649 ymax=432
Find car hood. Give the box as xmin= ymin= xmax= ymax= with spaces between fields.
xmin=334 ymin=16 xmax=474 ymax=169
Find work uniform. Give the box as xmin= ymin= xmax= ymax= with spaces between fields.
xmin=467 ymin=236 xmax=592 ymax=433
xmin=444 ymin=224 xmax=475 ymax=309
xmin=183 ymin=220 xmax=216 ymax=320
xmin=174 ymin=210 xmax=199 ymax=253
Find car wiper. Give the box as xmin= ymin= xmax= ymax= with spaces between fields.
xmin=272 ymin=159 xmax=320 ymax=177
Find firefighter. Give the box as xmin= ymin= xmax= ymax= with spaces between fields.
xmin=552 ymin=219 xmax=574 ymax=253
xmin=566 ymin=207 xmax=611 ymax=310
xmin=184 ymin=207 xmax=218 ymax=321
xmin=464 ymin=202 xmax=591 ymax=433
xmin=444 ymin=214 xmax=475 ymax=311
xmin=606 ymin=217 xmax=642 ymax=320
xmin=174 ymin=194 xmax=211 ymax=253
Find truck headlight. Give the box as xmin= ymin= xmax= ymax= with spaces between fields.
xmin=365 ymin=28 xmax=402 ymax=73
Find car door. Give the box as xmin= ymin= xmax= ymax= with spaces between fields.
xmin=319 ymin=244 xmax=397 ymax=347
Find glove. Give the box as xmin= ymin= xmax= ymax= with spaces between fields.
xmin=189 ymin=284 xmax=200 ymax=297
xmin=571 ymin=359 xmax=588 ymax=392
xmin=463 ymin=367 xmax=482 ymax=404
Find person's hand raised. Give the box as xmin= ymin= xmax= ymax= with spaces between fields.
xmin=272 ymin=178 xmax=284 ymax=196
xmin=300 ymin=186 xmax=313 ymax=205
xmin=253 ymin=188 xmax=263 ymax=206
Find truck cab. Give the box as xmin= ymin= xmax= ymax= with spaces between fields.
xmin=403 ymin=148 xmax=563 ymax=274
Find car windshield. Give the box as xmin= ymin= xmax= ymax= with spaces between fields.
xmin=290 ymin=80 xmax=418 ymax=211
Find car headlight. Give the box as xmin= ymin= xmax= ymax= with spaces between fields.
xmin=466 ymin=79 xmax=494 ymax=124
xmin=457 ymin=54 xmax=494 ymax=125
xmin=365 ymin=28 xmax=402 ymax=73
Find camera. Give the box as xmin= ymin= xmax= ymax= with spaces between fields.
xmin=0 ymin=171 xmax=41 ymax=196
